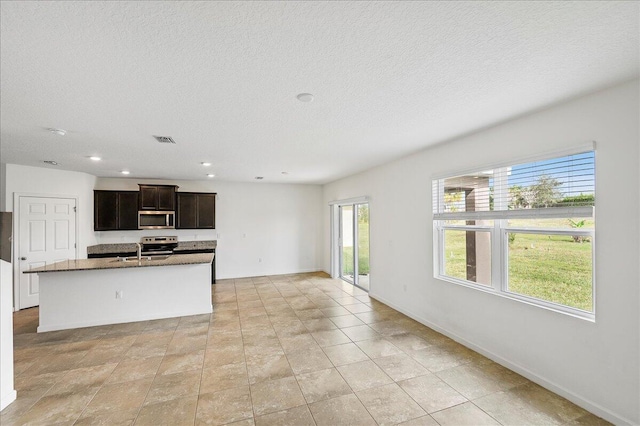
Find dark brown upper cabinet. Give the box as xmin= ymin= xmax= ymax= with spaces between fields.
xmin=138 ymin=185 xmax=178 ymax=211
xmin=176 ymin=192 xmax=216 ymax=229
xmin=94 ymin=191 xmax=139 ymax=231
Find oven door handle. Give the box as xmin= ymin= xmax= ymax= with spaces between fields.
xmin=141 ymin=250 xmax=174 ymax=256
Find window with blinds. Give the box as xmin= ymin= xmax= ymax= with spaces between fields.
xmin=432 ymin=147 xmax=596 ymax=319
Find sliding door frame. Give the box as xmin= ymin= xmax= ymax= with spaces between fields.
xmin=330 ymin=196 xmax=369 ymax=291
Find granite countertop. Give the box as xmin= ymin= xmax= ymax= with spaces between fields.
xmin=25 ymin=253 xmax=214 ymax=274
xmin=87 ymin=240 xmax=216 ymax=255
xmin=86 ymin=242 xmax=138 ymax=255
xmin=174 ymin=240 xmax=217 ymax=252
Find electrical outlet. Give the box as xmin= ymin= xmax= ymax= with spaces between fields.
xmin=116 ymin=290 xmax=123 ymax=299
xmin=258 ymin=258 xmax=262 ymax=263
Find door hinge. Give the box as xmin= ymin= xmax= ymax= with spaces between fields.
xmin=74 ymin=243 xmax=77 ymax=248
xmin=73 ymin=206 xmax=77 ymax=212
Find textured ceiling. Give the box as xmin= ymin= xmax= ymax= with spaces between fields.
xmin=1 ymin=1 xmax=638 ymax=183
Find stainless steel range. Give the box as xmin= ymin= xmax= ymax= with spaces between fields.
xmin=140 ymin=236 xmax=178 ymax=255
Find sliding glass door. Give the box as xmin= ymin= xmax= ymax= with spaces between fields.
xmin=356 ymin=203 xmax=370 ymax=290
xmin=340 ymin=205 xmax=355 ymax=283
xmin=339 ymin=203 xmax=370 ymax=291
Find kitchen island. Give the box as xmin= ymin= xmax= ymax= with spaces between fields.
xmin=87 ymin=239 xmax=217 ymax=283
xmin=25 ymin=253 xmax=214 ymax=332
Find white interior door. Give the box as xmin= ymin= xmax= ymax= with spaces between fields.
xmin=18 ymin=196 xmax=77 ymax=309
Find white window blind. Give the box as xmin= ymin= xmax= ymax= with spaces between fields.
xmin=433 ymin=150 xmax=595 ymax=220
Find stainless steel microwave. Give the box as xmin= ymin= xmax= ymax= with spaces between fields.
xmin=138 ymin=211 xmax=175 ymax=229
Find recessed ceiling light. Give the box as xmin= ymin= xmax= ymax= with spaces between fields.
xmin=201 ymin=162 xmax=211 ymax=167
xmin=121 ymin=170 xmax=130 ymax=175
xmin=47 ymin=128 xmax=67 ymax=136
xmin=296 ymin=93 xmax=314 ymax=102
xmin=207 ymin=174 xmax=215 ymax=178
xmin=43 ymin=160 xmax=58 ymax=165
xmin=89 ymin=156 xmax=101 ymax=161
xmin=255 ymin=176 xmax=264 ymax=180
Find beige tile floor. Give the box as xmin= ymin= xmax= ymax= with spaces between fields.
xmin=2 ymin=272 xmax=610 ymax=426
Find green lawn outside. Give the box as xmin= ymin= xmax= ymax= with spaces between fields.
xmin=342 ymin=222 xmax=370 ymax=276
xmin=508 ymin=233 xmax=592 ymax=311
xmin=444 ymin=219 xmax=593 ymax=311
xmin=444 ymin=230 xmax=492 ymax=286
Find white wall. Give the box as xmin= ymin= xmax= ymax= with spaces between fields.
xmin=0 ymin=260 xmax=16 ymax=411
xmin=4 ymin=164 xmax=98 ymax=254
xmin=96 ymin=178 xmax=323 ymax=279
xmin=323 ymin=80 xmax=640 ymax=425
xmin=0 ymin=163 xmax=7 ymax=211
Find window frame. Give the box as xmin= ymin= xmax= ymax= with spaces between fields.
xmin=440 ymin=225 xmax=494 ymax=287
xmin=432 ymin=144 xmax=596 ymax=321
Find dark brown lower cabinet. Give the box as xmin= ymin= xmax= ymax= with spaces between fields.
xmin=94 ymin=191 xmax=139 ymax=231
xmin=176 ymin=193 xmax=216 ymax=229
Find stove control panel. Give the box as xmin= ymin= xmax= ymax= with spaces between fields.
xmin=141 ymin=236 xmax=178 ymax=244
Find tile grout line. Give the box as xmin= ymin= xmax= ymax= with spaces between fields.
xmin=130 ymin=321 xmax=178 ymax=425
xmin=237 ymin=280 xmax=260 ymax=424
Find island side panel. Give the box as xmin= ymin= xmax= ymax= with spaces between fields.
xmin=38 ymin=263 xmax=212 ymax=332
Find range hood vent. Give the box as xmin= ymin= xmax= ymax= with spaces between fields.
xmin=153 ymin=135 xmax=176 ymax=144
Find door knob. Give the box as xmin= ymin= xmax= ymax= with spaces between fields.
xmin=20 ymin=257 xmax=26 ymax=261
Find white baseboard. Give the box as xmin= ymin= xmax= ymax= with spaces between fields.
xmin=0 ymin=389 xmax=17 ymax=412
xmin=219 ymin=268 xmax=324 ymax=280
xmin=368 ymin=291 xmax=634 ymax=426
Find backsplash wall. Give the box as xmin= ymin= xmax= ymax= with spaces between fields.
xmin=94 ymin=229 xmax=218 ymax=245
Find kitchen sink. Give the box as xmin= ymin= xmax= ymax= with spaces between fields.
xmin=112 ymin=255 xmax=172 ymax=263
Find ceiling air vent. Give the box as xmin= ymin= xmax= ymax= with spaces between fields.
xmin=153 ymin=135 xmax=176 ymax=144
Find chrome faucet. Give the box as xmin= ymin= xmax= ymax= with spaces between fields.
xmin=135 ymin=243 xmax=142 ymax=261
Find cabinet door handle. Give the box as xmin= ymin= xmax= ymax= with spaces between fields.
xmin=20 ymin=257 xmax=27 ymax=261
